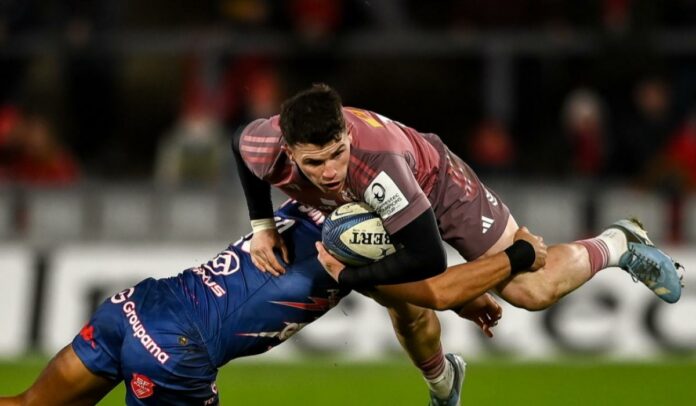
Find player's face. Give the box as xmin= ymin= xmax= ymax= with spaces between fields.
xmin=286 ymin=132 xmax=352 ymax=193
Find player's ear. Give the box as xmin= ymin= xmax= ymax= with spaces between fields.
xmin=282 ymin=144 xmax=294 ymax=162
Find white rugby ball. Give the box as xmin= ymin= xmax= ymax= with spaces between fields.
xmin=322 ymin=202 xmax=397 ymax=266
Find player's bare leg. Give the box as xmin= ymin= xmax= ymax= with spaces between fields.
xmin=483 ymin=216 xmax=590 ymax=309
xmin=369 ymin=292 xmax=464 ymax=405
xmin=0 ymin=345 xmax=117 ymax=406
xmin=488 ymin=215 xmax=683 ymax=310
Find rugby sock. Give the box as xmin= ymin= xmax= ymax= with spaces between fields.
xmin=575 ymin=238 xmax=611 ymax=277
xmin=576 ymin=228 xmax=627 ymax=276
xmin=418 ymin=347 xmax=453 ymax=399
xmin=596 ymin=227 xmax=628 ymax=266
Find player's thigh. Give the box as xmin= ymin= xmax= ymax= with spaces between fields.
xmin=475 ymin=214 xmax=531 ymax=294
xmin=119 ymin=340 xmax=218 ymax=406
xmin=19 ymin=345 xmax=117 ymax=406
xmin=117 ymin=291 xmax=218 ymax=405
xmin=481 ymin=214 xmax=555 ymax=303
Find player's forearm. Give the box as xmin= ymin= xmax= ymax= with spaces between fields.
xmin=427 ymin=252 xmax=512 ymax=309
xmin=373 ymin=253 xmax=512 ymax=310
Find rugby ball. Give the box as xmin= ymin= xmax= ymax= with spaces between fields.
xmin=322 ymin=202 xmax=397 ymax=266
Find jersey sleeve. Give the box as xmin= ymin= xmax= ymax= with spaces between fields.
xmin=238 ymin=118 xmax=284 ymax=180
xmin=232 ymin=125 xmax=273 ymax=220
xmin=359 ymin=153 xmax=431 ymax=234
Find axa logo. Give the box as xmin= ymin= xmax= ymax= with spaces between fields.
xmin=482 ymin=216 xmax=494 ymax=234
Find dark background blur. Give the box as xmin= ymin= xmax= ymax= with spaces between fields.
xmin=1 ymin=0 xmax=694 ymax=181
xmin=1 ymin=0 xmax=696 ymax=244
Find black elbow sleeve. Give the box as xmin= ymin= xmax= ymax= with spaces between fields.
xmin=231 ymin=129 xmax=274 ymax=220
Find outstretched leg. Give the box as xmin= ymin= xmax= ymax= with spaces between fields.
xmin=0 ymin=345 xmax=117 ymax=406
xmin=368 ymin=291 xmax=464 ymax=405
xmin=488 ymin=215 xmax=683 ymax=311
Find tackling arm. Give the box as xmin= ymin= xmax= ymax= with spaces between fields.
xmin=371 ymin=226 xmax=547 ymax=311
xmin=373 ymin=251 xmax=514 ymax=311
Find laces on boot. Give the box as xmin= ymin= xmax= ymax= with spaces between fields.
xmin=623 ymin=245 xmax=660 ymax=284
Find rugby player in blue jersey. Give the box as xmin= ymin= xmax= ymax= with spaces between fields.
xmin=0 ymin=200 xmax=546 ymax=405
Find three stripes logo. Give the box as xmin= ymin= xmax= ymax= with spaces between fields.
xmin=482 ymin=216 xmax=494 ymax=234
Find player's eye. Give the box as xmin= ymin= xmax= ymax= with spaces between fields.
xmin=304 ymin=159 xmax=323 ymax=167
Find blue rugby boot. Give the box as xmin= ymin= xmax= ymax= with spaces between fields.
xmin=609 ymin=219 xmax=685 ymax=304
xmin=428 ymin=354 xmax=466 ymax=406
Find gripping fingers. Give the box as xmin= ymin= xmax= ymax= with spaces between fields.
xmin=264 ymin=249 xmax=286 ymax=275
xmin=478 ymin=317 xmax=494 ymax=338
xmin=253 ymin=253 xmax=281 ymax=276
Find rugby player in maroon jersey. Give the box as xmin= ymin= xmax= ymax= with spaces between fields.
xmin=232 ymin=83 xmax=683 ymax=405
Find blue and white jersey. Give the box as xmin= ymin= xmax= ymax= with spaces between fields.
xmin=162 ymin=201 xmax=350 ymax=367
xmin=72 ymin=201 xmax=350 ymax=404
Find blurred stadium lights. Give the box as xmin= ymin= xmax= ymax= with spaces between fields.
xmin=1 ymin=27 xmax=692 ymax=127
xmin=4 ymin=29 xmax=696 ymax=56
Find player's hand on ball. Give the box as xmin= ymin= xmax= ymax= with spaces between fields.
xmin=315 ymin=242 xmax=346 ymax=282
xmin=250 ymin=228 xmax=290 ymax=276
xmin=514 ymin=226 xmax=547 ymax=271
xmin=456 ymin=293 xmax=502 ymax=338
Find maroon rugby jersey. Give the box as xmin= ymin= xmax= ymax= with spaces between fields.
xmin=239 ymin=107 xmax=481 ymax=235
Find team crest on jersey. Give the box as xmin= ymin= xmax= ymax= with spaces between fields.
xmin=364 ymin=171 xmax=408 ymax=219
xmin=131 ymin=373 xmax=155 ymax=399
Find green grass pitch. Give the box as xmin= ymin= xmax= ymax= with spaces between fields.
xmin=1 ymin=357 xmax=695 ymax=405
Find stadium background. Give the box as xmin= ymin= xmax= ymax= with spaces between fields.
xmin=1 ymin=1 xmax=695 ymax=404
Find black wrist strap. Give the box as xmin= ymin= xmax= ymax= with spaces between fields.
xmin=504 ymin=240 xmax=536 ymax=273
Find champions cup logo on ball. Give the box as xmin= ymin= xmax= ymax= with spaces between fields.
xmin=322 ymin=202 xmax=397 ymax=266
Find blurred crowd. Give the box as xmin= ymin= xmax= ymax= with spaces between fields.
xmin=1 ymin=0 xmax=696 ymax=195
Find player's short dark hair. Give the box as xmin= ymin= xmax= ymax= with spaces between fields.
xmin=280 ymin=83 xmax=346 ymax=146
